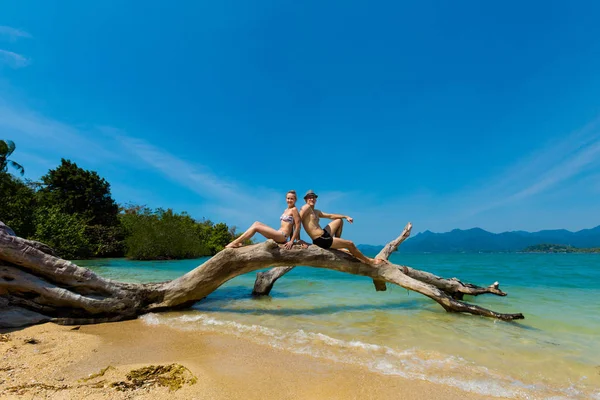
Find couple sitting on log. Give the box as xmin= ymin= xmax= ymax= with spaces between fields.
xmin=226 ymin=189 xmax=384 ymax=265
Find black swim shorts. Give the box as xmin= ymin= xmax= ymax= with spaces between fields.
xmin=313 ymin=229 xmax=333 ymax=249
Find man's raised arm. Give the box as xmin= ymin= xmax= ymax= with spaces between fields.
xmin=319 ymin=210 xmax=354 ymax=223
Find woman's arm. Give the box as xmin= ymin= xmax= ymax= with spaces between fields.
xmin=285 ymin=208 xmax=305 ymax=249
xmin=291 ymin=208 xmax=302 ymax=242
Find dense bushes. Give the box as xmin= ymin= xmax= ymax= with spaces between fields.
xmin=1 ymin=151 xmax=239 ymax=260
xmin=120 ymin=207 xmax=230 ymax=260
xmin=0 ymin=173 xmax=36 ymax=238
xmin=37 ymin=159 xmax=119 ymax=227
xmin=85 ymin=224 xmax=125 ymax=258
xmin=32 ymin=205 xmax=91 ymax=259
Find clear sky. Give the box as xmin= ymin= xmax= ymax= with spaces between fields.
xmin=1 ymin=1 xmax=599 ymax=244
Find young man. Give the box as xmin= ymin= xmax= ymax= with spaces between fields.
xmin=299 ymin=190 xmax=383 ymax=265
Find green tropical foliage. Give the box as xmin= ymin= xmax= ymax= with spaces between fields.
xmin=0 ymin=172 xmax=36 ymax=238
xmin=0 ymin=140 xmax=25 ymax=175
xmin=206 ymin=222 xmax=235 ymax=254
xmin=85 ymin=224 xmax=125 ymax=257
xmin=32 ymin=205 xmax=91 ymax=259
xmin=120 ymin=207 xmax=216 ymax=260
xmin=1 ymin=142 xmax=242 ymax=260
xmin=38 ymin=159 xmax=119 ymax=226
xmin=522 ymin=244 xmax=600 ymax=253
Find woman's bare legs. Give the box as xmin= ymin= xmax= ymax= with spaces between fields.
xmin=226 ymin=221 xmax=287 ymax=248
xmin=329 ymin=237 xmax=383 ymax=265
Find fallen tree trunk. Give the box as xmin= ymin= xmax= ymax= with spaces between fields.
xmin=0 ymin=222 xmax=524 ymax=328
xmin=252 ymin=222 xmax=415 ymax=295
xmin=252 ymin=222 xmax=504 ymax=300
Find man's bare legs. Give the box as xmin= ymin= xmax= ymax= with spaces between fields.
xmin=226 ymin=221 xmax=286 ymax=248
xmin=325 ymin=219 xmax=344 ymax=238
xmin=329 ymin=237 xmax=383 ymax=265
xmin=325 ymin=219 xmax=352 ymax=254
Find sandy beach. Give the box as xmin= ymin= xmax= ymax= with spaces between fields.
xmin=0 ymin=319 xmax=501 ymax=400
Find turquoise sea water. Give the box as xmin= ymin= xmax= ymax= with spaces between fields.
xmin=76 ymin=253 xmax=600 ymax=399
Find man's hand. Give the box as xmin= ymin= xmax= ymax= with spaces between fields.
xmin=298 ymin=239 xmax=309 ymax=249
xmin=284 ymin=240 xmax=295 ymax=250
xmin=346 ymin=216 xmax=354 ymax=223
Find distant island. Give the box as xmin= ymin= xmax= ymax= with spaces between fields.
xmin=359 ymin=225 xmax=600 ymax=253
xmin=522 ymin=244 xmax=600 ymax=253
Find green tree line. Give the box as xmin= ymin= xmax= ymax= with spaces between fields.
xmin=522 ymin=244 xmax=600 ymax=253
xmin=0 ymin=140 xmax=240 ymax=260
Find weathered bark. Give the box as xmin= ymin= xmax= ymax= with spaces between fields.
xmin=0 ymin=222 xmax=524 ymax=329
xmin=371 ymin=221 xmax=414 ymax=291
xmin=252 ymin=222 xmax=415 ymax=295
xmin=252 ymin=266 xmax=294 ymax=296
xmin=250 ymin=222 xmax=504 ymax=301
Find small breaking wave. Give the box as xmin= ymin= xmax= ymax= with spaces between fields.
xmin=140 ymin=313 xmax=595 ymax=399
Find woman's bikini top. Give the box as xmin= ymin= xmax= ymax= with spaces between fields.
xmin=280 ymin=213 xmax=294 ymax=224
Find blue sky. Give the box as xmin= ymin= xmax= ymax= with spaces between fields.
xmin=1 ymin=1 xmax=600 ymax=244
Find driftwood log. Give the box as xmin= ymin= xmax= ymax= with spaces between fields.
xmin=252 ymin=222 xmax=415 ymax=295
xmin=0 ymin=221 xmax=523 ymax=329
xmin=253 ymin=223 xmax=506 ymax=300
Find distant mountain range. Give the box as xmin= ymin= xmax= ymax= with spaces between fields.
xmin=358 ymin=225 xmax=600 ymax=253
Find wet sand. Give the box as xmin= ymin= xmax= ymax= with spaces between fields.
xmin=1 ymin=319 xmax=504 ymax=399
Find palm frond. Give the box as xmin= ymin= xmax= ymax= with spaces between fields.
xmin=0 ymin=140 xmax=16 ymax=156
xmin=8 ymin=160 xmax=25 ymax=175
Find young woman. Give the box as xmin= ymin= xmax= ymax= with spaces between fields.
xmin=225 ymin=190 xmax=304 ymax=249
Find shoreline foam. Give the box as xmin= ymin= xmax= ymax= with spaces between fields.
xmin=140 ymin=312 xmax=597 ymax=399
xmin=2 ymin=319 xmax=505 ymax=399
